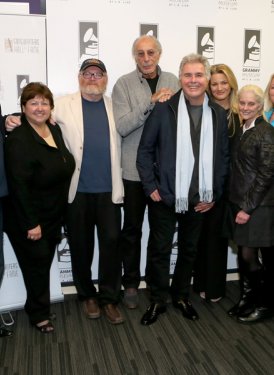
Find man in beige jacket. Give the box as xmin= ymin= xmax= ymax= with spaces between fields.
xmin=54 ymin=59 xmax=124 ymax=324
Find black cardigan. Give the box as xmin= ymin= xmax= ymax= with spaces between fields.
xmin=4 ymin=116 xmax=75 ymax=237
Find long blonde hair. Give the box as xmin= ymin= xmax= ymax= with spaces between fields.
xmin=264 ymin=74 xmax=274 ymax=112
xmin=209 ymin=64 xmax=238 ymax=134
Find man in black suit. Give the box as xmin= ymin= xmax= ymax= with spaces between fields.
xmin=137 ymin=54 xmax=229 ymax=325
xmin=0 ymin=105 xmax=13 ymax=337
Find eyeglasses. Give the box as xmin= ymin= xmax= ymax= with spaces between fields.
xmin=135 ymin=50 xmax=158 ymax=58
xmin=81 ymin=71 xmax=104 ymax=80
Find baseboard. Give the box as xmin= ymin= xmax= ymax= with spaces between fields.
xmin=61 ymin=272 xmax=239 ymax=295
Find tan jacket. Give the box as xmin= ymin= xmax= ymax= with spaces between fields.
xmin=53 ymin=91 xmax=124 ymax=204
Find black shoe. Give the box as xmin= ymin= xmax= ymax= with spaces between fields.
xmin=237 ymin=306 xmax=273 ymax=324
xmin=141 ymin=303 xmax=166 ymax=326
xmin=0 ymin=327 xmax=13 ymax=337
xmin=173 ymin=299 xmax=199 ymax=321
xmin=227 ymin=300 xmax=254 ymax=317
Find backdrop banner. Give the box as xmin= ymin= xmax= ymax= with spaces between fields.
xmin=0 ymin=234 xmax=63 ymax=313
xmin=0 ymin=14 xmax=47 ymax=114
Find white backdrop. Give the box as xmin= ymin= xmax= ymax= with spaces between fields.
xmin=0 ymin=14 xmax=47 ymax=114
xmin=46 ymin=0 xmax=274 ymax=96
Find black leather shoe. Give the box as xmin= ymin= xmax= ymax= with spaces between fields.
xmin=0 ymin=327 xmax=13 ymax=337
xmin=237 ymin=306 xmax=273 ymax=324
xmin=227 ymin=300 xmax=254 ymax=317
xmin=141 ymin=303 xmax=166 ymax=326
xmin=173 ymin=299 xmax=199 ymax=321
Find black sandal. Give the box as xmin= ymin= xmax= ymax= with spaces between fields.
xmin=35 ymin=321 xmax=54 ymax=334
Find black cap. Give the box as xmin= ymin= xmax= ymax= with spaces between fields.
xmin=79 ymin=58 xmax=107 ymax=72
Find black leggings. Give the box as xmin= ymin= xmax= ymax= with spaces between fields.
xmin=238 ymin=246 xmax=262 ymax=273
xmin=239 ymin=246 xmax=274 ymax=273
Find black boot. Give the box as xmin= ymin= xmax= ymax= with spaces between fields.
xmin=237 ymin=306 xmax=272 ymax=323
xmin=237 ymin=269 xmax=273 ymax=323
xmin=228 ymin=276 xmax=254 ymax=317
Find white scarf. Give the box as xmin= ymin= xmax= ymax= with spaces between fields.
xmin=175 ymin=92 xmax=213 ymax=213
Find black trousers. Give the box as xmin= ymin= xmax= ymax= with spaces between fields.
xmin=193 ymin=199 xmax=228 ymax=299
xmin=0 ymin=202 xmax=4 ymax=286
xmin=6 ymin=232 xmax=56 ymax=325
xmin=66 ymin=192 xmax=122 ymax=305
xmin=120 ymin=180 xmax=149 ymax=289
xmin=148 ymin=201 xmax=204 ymax=304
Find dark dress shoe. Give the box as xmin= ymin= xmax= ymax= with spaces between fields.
xmin=237 ymin=306 xmax=273 ymax=324
xmin=0 ymin=327 xmax=13 ymax=337
xmin=227 ymin=299 xmax=254 ymax=317
xmin=141 ymin=303 xmax=166 ymax=326
xmin=173 ymin=299 xmax=199 ymax=321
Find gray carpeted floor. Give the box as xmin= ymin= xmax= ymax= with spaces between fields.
xmin=0 ymin=282 xmax=273 ymax=375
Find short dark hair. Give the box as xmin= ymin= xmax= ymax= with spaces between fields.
xmin=20 ymin=82 xmax=54 ymax=111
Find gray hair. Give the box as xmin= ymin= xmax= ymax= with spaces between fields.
xmin=132 ymin=35 xmax=162 ymax=56
xmin=179 ymin=53 xmax=211 ymax=80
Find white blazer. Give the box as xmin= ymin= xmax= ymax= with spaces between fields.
xmin=53 ymin=91 xmax=124 ymax=204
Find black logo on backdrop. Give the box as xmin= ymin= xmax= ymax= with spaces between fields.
xmin=17 ymin=75 xmax=29 ymax=105
xmin=79 ymin=22 xmax=99 ymax=65
xmin=244 ymin=30 xmax=261 ymax=68
xmin=140 ymin=24 xmax=158 ymax=38
xmin=197 ymin=27 xmax=215 ymax=64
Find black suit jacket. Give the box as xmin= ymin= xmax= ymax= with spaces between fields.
xmin=4 ymin=116 xmax=75 ymax=237
xmin=136 ymin=90 xmax=230 ymax=207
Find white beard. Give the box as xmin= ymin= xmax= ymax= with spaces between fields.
xmin=80 ymin=84 xmax=106 ymax=96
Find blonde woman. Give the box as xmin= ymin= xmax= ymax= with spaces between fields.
xmin=194 ymin=64 xmax=241 ymax=302
xmin=228 ymin=85 xmax=274 ymax=323
xmin=264 ymin=73 xmax=274 ymax=126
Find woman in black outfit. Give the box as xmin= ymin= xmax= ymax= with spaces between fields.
xmin=4 ymin=83 xmax=75 ymax=333
xmin=193 ymin=64 xmax=240 ymax=302
xmin=228 ymin=84 xmax=274 ymax=323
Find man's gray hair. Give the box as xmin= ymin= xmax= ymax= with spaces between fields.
xmin=132 ymin=35 xmax=162 ymax=56
xmin=179 ymin=53 xmax=211 ymax=80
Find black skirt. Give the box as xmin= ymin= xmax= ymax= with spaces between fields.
xmin=228 ymin=204 xmax=274 ymax=247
